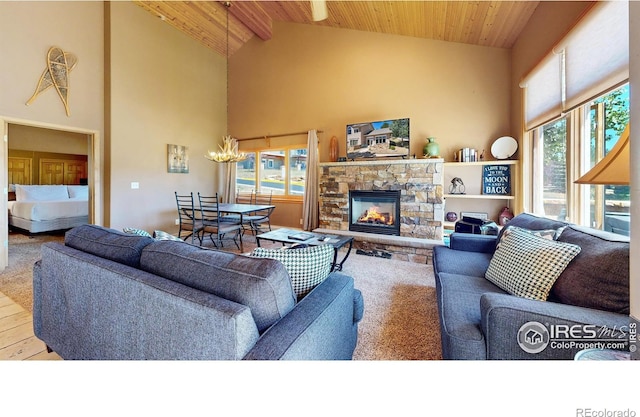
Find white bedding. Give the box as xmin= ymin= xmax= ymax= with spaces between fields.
xmin=8 ymin=199 xmax=89 ymax=221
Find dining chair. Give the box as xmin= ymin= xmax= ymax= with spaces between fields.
xmin=245 ymin=190 xmax=274 ymax=235
xmin=174 ymin=192 xmax=203 ymax=244
xmin=197 ymin=192 xmax=243 ymax=251
xmin=235 ymin=189 xmax=255 ymax=204
xmin=220 ymin=190 xmax=255 ymax=233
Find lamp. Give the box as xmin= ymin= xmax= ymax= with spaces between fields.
xmin=311 ymin=0 xmax=328 ymax=21
xmin=575 ymin=123 xmax=630 ymax=185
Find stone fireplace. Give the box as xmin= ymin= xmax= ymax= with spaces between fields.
xmin=317 ymin=159 xmax=444 ymax=263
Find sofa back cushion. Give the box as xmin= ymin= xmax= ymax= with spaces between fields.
xmin=139 ymin=241 xmax=296 ymax=332
xmin=65 ymin=224 xmax=155 ymax=268
xmin=551 ymin=225 xmax=630 ymax=314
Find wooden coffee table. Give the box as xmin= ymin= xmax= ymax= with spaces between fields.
xmin=255 ymin=228 xmax=354 ymax=271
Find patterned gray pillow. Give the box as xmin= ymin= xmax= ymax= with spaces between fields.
xmin=122 ymin=227 xmax=152 ymax=237
xmin=153 ymin=230 xmax=184 ymax=241
xmin=251 ymin=244 xmax=334 ymax=299
xmin=485 ymin=227 xmax=581 ymax=301
xmin=496 ymin=225 xmax=566 ymax=249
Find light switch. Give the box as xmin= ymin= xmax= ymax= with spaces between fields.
xmin=131 ymin=182 xmax=140 ymax=189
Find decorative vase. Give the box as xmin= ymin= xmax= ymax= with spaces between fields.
xmin=329 ymin=136 xmax=339 ymax=162
xmin=499 ymin=206 xmax=514 ymax=226
xmin=423 ymin=137 xmax=439 ymax=158
xmin=446 ymin=212 xmax=458 ymax=222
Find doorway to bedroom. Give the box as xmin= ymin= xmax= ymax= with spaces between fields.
xmin=0 ymin=117 xmax=102 ymax=271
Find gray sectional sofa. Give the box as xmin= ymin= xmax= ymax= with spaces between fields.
xmin=33 ymin=225 xmax=364 ymax=360
xmin=433 ymin=213 xmax=630 ymax=360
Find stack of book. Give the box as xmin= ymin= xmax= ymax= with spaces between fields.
xmin=456 ymin=147 xmax=479 ymax=162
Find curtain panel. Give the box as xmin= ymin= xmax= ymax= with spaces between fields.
xmin=302 ymin=130 xmax=319 ymax=231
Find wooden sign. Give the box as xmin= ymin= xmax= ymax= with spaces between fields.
xmin=482 ymin=165 xmax=511 ymax=195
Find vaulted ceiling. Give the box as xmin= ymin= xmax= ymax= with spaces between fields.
xmin=134 ymin=1 xmax=541 ymax=56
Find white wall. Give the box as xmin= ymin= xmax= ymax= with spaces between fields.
xmin=629 ymin=2 xmax=639 ymax=354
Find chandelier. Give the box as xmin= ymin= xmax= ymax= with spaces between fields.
xmin=205 ymin=135 xmax=247 ymax=163
xmin=203 ymin=3 xmax=247 ymax=164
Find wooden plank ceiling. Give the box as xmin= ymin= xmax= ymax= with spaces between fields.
xmin=134 ymin=1 xmax=540 ymax=57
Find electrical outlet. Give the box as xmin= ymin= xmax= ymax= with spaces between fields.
xmin=175 ymin=219 xmax=180 ymax=225
xmin=299 ymin=219 xmax=303 ymax=225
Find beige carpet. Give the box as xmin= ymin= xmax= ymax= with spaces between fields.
xmin=0 ymin=230 xmax=442 ymax=360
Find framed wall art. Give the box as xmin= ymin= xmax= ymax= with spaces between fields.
xmin=168 ymin=144 xmax=189 ymax=174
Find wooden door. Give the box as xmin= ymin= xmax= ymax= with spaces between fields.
xmin=64 ymin=160 xmax=87 ymax=184
xmin=7 ymin=157 xmax=32 ymax=185
xmin=39 ymin=160 xmax=65 ymax=184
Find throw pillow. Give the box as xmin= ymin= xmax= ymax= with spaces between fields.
xmin=153 ymin=230 xmax=183 ymax=241
xmin=122 ymin=227 xmax=152 ymax=237
xmin=485 ymin=228 xmax=581 ymax=301
xmin=496 ymin=225 xmax=566 ymax=250
xmin=250 ymin=244 xmax=334 ymax=299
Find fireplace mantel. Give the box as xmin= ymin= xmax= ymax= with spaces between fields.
xmin=318 ymin=158 xmax=444 ymax=242
xmin=320 ymin=158 xmax=443 ymax=168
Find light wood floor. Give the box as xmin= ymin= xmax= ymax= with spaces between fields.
xmin=0 ymin=291 xmax=61 ymax=360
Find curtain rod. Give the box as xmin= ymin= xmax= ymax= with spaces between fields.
xmin=236 ymin=130 xmax=323 ymax=141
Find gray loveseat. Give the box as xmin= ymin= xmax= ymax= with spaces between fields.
xmin=433 ymin=213 xmax=630 ymax=360
xmin=33 ymin=225 xmax=364 ymax=360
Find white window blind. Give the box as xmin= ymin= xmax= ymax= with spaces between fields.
xmin=521 ymin=52 xmax=564 ymax=130
xmin=521 ymin=1 xmax=629 ymax=130
xmin=560 ymin=0 xmax=629 ymax=112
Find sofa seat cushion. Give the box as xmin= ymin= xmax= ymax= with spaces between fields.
xmin=139 ymin=241 xmax=296 ymax=332
xmin=552 ymin=226 xmax=630 ymax=314
xmin=65 ymin=225 xmax=155 ymax=268
xmin=486 ymin=227 xmax=581 ymax=301
xmin=436 ymin=272 xmax=508 ymax=359
xmin=433 ymin=245 xmax=493 ymax=278
xmin=250 ymin=244 xmax=334 ymax=299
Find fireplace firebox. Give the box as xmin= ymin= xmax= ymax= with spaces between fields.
xmin=349 ymin=190 xmax=401 ymax=236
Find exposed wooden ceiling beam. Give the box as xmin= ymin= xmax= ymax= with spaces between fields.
xmin=228 ymin=1 xmax=272 ymax=41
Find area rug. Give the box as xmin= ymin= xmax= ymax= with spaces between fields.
xmin=0 ymin=231 xmax=442 ymax=360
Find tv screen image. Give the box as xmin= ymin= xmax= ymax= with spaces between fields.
xmin=346 ymin=118 xmax=410 ymax=160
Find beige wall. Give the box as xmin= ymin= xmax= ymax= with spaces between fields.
xmin=1 ymin=1 xmax=227 ymax=240
xmin=0 ymin=1 xmax=104 ymax=131
xmin=106 ymin=2 xmax=227 ymax=232
xmin=9 ymin=124 xmax=89 ymax=155
xmin=230 ymin=21 xmax=512 ymax=227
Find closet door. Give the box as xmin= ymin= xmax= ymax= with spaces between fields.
xmin=8 ymin=157 xmax=32 ymax=185
xmin=39 ymin=160 xmax=65 ymax=184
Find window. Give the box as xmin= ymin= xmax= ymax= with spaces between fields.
xmin=533 ymin=117 xmax=568 ymax=221
xmin=529 ymin=84 xmax=630 ymax=235
xmin=586 ymin=86 xmax=630 ymax=233
xmin=235 ymin=146 xmax=306 ymax=199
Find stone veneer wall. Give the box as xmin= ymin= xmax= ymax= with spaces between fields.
xmin=319 ymin=159 xmax=444 ymax=241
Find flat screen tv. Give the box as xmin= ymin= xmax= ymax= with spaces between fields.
xmin=346 ymin=118 xmax=410 ymax=160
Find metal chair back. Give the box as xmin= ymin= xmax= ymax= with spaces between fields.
xmin=174 ymin=192 xmax=202 ymax=244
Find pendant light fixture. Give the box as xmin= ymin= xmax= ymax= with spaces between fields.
xmin=205 ymin=1 xmax=247 ymax=164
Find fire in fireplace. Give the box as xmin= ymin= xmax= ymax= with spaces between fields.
xmin=349 ymin=190 xmax=401 ymax=236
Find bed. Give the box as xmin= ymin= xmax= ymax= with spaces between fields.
xmin=8 ymin=184 xmax=89 ymax=233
